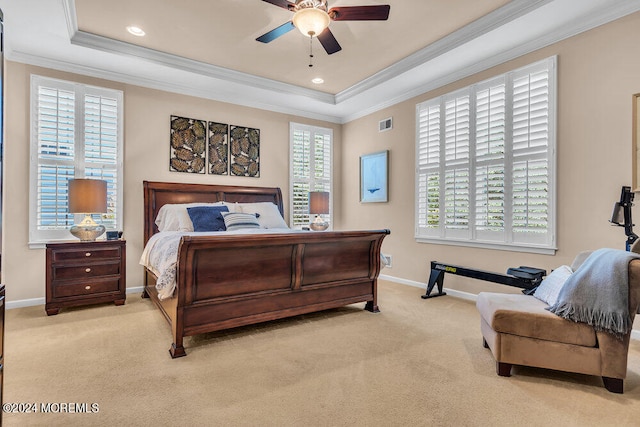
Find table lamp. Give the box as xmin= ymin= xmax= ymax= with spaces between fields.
xmin=68 ymin=178 xmax=108 ymax=241
xmin=309 ymin=191 xmax=329 ymax=231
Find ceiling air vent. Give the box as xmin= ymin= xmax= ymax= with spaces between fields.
xmin=379 ymin=117 xmax=392 ymax=132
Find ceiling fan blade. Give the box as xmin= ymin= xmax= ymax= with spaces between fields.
xmin=261 ymin=0 xmax=296 ymax=11
xmin=317 ymin=28 xmax=342 ymax=55
xmin=328 ymin=5 xmax=390 ymax=21
xmin=256 ymin=21 xmax=296 ymax=43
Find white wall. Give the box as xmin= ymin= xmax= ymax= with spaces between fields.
xmin=4 ymin=12 xmax=640 ymax=332
xmin=3 ymin=62 xmax=341 ymax=303
xmin=338 ymin=12 xmax=640 ymax=329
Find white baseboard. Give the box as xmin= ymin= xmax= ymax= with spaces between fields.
xmin=8 ymin=278 xmax=640 ymax=341
xmin=126 ymin=286 xmax=145 ymax=295
xmin=379 ymin=273 xmax=640 ymax=341
xmin=379 ymin=273 xmax=477 ymax=302
xmin=6 ymin=286 xmax=145 ymax=310
xmin=7 ymin=297 xmax=46 ymax=310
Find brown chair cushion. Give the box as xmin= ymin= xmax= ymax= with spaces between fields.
xmin=476 ymin=292 xmax=597 ymax=347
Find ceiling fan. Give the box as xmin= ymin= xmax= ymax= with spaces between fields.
xmin=257 ymin=0 xmax=391 ymax=55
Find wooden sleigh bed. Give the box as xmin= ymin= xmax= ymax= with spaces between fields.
xmin=142 ymin=181 xmax=390 ymax=357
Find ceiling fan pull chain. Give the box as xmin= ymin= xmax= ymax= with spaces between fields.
xmin=309 ymin=36 xmax=314 ymax=67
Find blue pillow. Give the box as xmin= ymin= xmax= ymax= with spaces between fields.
xmin=187 ymin=206 xmax=229 ymax=232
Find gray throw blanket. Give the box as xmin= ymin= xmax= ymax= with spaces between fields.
xmin=547 ymin=248 xmax=639 ymax=337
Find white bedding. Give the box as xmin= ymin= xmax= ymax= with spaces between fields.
xmin=139 ymin=228 xmax=298 ymax=300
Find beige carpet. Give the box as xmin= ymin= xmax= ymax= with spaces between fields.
xmin=3 ymin=280 xmax=640 ymax=426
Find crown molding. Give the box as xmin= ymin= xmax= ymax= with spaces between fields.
xmin=65 ymin=0 xmax=553 ymax=109
xmin=16 ymin=0 xmax=640 ymax=124
xmin=340 ymin=0 xmax=640 ymax=123
xmin=61 ymin=0 xmax=334 ymax=105
xmin=62 ymin=0 xmax=77 ymax=40
xmin=335 ymin=0 xmax=554 ymax=104
xmin=70 ymin=30 xmax=337 ymax=105
xmin=7 ymin=49 xmax=344 ymax=124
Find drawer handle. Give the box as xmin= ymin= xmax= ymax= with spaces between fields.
xmin=85 ymin=285 xmax=91 ymax=290
xmin=85 ymin=268 xmax=91 ymax=273
xmin=85 ymin=252 xmax=92 ymax=257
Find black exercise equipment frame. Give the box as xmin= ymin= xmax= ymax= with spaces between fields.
xmin=610 ymin=185 xmax=638 ymax=251
xmin=421 ymin=261 xmax=546 ymax=299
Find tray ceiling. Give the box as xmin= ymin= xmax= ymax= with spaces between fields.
xmin=2 ymin=0 xmax=640 ymax=122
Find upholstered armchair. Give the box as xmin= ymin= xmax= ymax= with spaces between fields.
xmin=476 ymin=255 xmax=640 ymax=393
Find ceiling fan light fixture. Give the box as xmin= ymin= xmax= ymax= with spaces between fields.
xmin=292 ymin=8 xmax=330 ymax=37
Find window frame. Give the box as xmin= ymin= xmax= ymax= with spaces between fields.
xmin=415 ymin=56 xmax=557 ymax=255
xmin=289 ymin=122 xmax=333 ymax=230
xmin=29 ymin=75 xmax=124 ymax=247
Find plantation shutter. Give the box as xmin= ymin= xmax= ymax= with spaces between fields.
xmin=290 ymin=123 xmax=333 ymax=229
xmin=416 ymin=103 xmax=441 ymax=235
xmin=36 ymin=84 xmax=76 ymax=231
xmin=415 ymin=57 xmax=556 ymax=253
xmin=291 ymin=128 xmax=311 ymax=227
xmin=30 ymin=75 xmax=123 ymax=244
xmin=474 ymin=79 xmax=506 ymax=242
xmin=510 ymin=65 xmax=551 ymax=245
xmin=443 ymin=93 xmax=470 ymax=239
xmin=314 ymin=132 xmax=331 ymax=192
xmin=84 ymin=93 xmax=120 ymax=230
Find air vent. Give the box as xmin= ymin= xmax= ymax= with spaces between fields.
xmin=379 ymin=117 xmax=392 ymax=132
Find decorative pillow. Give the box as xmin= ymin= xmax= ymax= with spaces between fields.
xmin=533 ymin=265 xmax=573 ymax=306
xmin=187 ymin=206 xmax=229 ymax=232
xmin=155 ymin=202 xmax=224 ymax=232
xmin=237 ymin=202 xmax=288 ymax=229
xmin=155 ymin=204 xmax=183 ymax=231
xmin=570 ymin=251 xmax=593 ymax=272
xmin=221 ymin=202 xmax=240 ymax=213
xmin=221 ymin=212 xmax=261 ymax=231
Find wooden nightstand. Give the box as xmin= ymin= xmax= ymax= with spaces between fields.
xmin=45 ymin=240 xmax=126 ymax=315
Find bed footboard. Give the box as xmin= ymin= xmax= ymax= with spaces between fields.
xmin=160 ymin=229 xmax=389 ymax=357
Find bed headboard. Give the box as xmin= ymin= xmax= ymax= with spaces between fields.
xmin=143 ymin=181 xmax=284 ymax=244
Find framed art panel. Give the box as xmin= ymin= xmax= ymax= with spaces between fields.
xmin=633 ymin=93 xmax=640 ymax=191
xmin=169 ymin=116 xmax=206 ymax=174
xmin=230 ymin=125 xmax=260 ymax=177
xmin=360 ymin=150 xmax=389 ymax=203
xmin=208 ymin=122 xmax=228 ymax=175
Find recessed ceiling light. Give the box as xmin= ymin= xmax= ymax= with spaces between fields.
xmin=312 ymin=78 xmax=324 ymax=84
xmin=126 ymin=26 xmax=145 ymax=37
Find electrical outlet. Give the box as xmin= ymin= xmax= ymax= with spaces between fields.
xmin=381 ymin=253 xmax=392 ymax=268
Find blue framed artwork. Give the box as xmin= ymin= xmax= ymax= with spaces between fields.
xmin=360 ymin=150 xmax=389 ymax=203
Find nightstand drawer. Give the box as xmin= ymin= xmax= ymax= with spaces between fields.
xmin=52 ymin=262 xmax=121 ymax=281
xmin=53 ymin=279 xmax=121 ymax=299
xmin=53 ymin=247 xmax=121 ymax=262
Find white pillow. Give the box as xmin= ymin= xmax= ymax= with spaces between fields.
xmin=237 ymin=202 xmax=288 ymax=229
xmin=155 ymin=202 xmax=224 ymax=232
xmin=533 ymin=265 xmax=572 ymax=306
xmin=221 ymin=202 xmax=239 ymax=213
xmin=570 ymin=251 xmax=593 ymax=272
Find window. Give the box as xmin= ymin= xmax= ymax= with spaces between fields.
xmin=29 ymin=75 xmax=123 ymax=245
xmin=289 ymin=123 xmax=333 ymax=229
xmin=415 ymin=57 xmax=556 ymax=254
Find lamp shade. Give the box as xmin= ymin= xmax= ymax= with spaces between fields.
xmin=309 ymin=191 xmax=329 ymax=214
xmin=292 ymin=8 xmax=330 ymax=37
xmin=68 ymin=179 xmax=107 ymax=214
